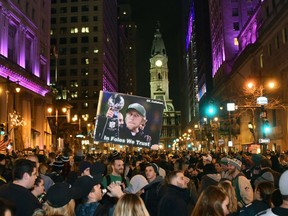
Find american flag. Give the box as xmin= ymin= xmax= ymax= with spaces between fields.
xmin=0 ymin=135 xmax=10 ymax=152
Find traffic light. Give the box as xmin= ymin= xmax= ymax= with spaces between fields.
xmin=0 ymin=123 xmax=5 ymax=135
xmin=262 ymin=120 xmax=271 ymax=137
xmin=205 ymin=104 xmax=217 ymax=117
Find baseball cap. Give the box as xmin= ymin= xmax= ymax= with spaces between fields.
xmin=73 ymin=175 xmax=103 ymax=199
xmin=127 ymin=103 xmax=146 ymax=117
xmin=46 ymin=182 xmax=77 ymax=208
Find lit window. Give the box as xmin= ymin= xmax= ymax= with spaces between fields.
xmin=93 ymin=49 xmax=99 ymax=53
xmin=123 ymin=11 xmax=126 ymax=15
xmin=70 ymin=27 xmax=78 ymax=34
xmin=234 ymin=38 xmax=239 ymax=46
xmin=129 ymin=46 xmax=132 ymax=50
xmin=81 ymin=27 xmax=89 ymax=33
xmin=282 ymin=28 xmax=287 ymax=44
xmin=85 ymin=58 xmax=89 ymax=64
xmin=50 ymin=30 xmax=53 ymax=35
xmin=260 ymin=53 xmax=263 ymax=68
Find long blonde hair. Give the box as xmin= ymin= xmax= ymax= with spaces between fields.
xmin=218 ymin=180 xmax=238 ymax=214
xmin=44 ymin=199 xmax=75 ymax=216
xmin=114 ymin=194 xmax=150 ymax=216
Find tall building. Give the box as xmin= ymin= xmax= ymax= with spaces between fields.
xmin=208 ymin=0 xmax=288 ymax=151
xmin=50 ymin=0 xmax=119 ymax=130
xmin=209 ymin=0 xmax=259 ymax=80
xmin=0 ymin=0 xmax=52 ymax=150
xmin=149 ymin=23 xmax=181 ymax=149
xmin=118 ymin=3 xmax=137 ymax=95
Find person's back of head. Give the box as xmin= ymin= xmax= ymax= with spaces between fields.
xmin=260 ymin=158 xmax=272 ymax=169
xmin=13 ymin=158 xmax=36 ymax=181
xmin=191 ymin=185 xmax=228 ymax=216
xmin=114 ymin=194 xmax=149 ymax=216
xmin=255 ymin=181 xmax=274 ymax=206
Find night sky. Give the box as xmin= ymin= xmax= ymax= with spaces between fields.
xmin=128 ymin=0 xmax=183 ymax=110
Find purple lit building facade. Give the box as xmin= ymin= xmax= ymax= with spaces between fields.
xmin=209 ymin=0 xmax=259 ymax=79
xmin=208 ymin=0 xmax=288 ymax=151
xmin=50 ymin=0 xmax=119 ymax=126
xmin=0 ymin=0 xmax=52 ymax=150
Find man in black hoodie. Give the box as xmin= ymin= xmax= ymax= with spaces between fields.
xmin=158 ymin=170 xmax=190 ymax=216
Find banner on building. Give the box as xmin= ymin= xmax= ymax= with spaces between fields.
xmin=94 ymin=91 xmax=164 ymax=148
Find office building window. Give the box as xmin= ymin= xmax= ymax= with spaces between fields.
xmin=59 ymin=59 xmax=67 ymax=65
xmin=51 ymin=18 xmax=56 ymax=24
xmin=81 ymin=27 xmax=89 ymax=33
xmin=70 ymin=37 xmax=78 ymax=43
xmin=59 ymin=48 xmax=67 ymax=55
xmin=71 ymin=16 xmax=78 ymax=23
xmin=70 ymin=58 xmax=78 ymax=65
xmin=81 ymin=36 xmax=89 ymax=43
xmin=81 ymin=80 xmax=89 ymax=86
xmin=81 ymin=47 xmax=89 ymax=53
xmin=82 ymin=90 xmax=89 ymax=98
xmin=71 ymin=91 xmax=78 ymax=98
xmin=233 ymin=22 xmax=239 ymax=31
xmin=232 ymin=8 xmax=239 ymax=16
xmin=259 ymin=53 xmax=263 ymax=68
xmin=60 ymin=27 xmax=67 ymax=34
xmin=275 ymin=36 xmax=279 ymax=49
xmin=70 ymin=27 xmax=78 ymax=34
xmin=60 ymin=7 xmax=67 ymax=13
xmin=81 ymin=68 xmax=89 ymax=75
xmin=282 ymin=28 xmax=287 ymax=44
xmin=70 ymin=80 xmax=78 ymax=87
xmin=60 ymin=17 xmax=67 ymax=23
xmin=82 ymin=5 xmax=89 ymax=11
xmin=71 ymin=6 xmax=78 ymax=12
xmin=71 ymin=47 xmax=78 ymax=54
xmin=82 ymin=102 xmax=89 ymax=108
xmin=59 ymin=37 xmax=67 ymax=44
xmin=93 ymin=26 xmax=98 ymax=32
xmin=81 ymin=16 xmax=89 ymax=22
xmin=70 ymin=69 xmax=77 ymax=76
xmin=59 ymin=69 xmax=66 ymax=77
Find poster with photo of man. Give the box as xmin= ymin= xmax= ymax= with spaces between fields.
xmin=94 ymin=91 xmax=164 ymax=148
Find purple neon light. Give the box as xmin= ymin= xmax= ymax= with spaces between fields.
xmin=186 ymin=5 xmax=194 ymax=51
xmin=0 ymin=67 xmax=50 ymax=96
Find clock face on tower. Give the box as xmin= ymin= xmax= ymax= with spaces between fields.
xmin=155 ymin=59 xmax=163 ymax=67
xmin=167 ymin=104 xmax=174 ymax=111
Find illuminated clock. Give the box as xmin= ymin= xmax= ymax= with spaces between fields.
xmin=167 ymin=104 xmax=174 ymax=111
xmin=155 ymin=59 xmax=163 ymax=67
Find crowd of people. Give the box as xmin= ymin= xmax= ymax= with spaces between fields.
xmin=0 ymin=147 xmax=288 ymax=216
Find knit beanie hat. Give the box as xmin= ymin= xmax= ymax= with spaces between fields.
xmin=146 ymin=163 xmax=159 ymax=175
xmin=228 ymin=158 xmax=242 ymax=171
